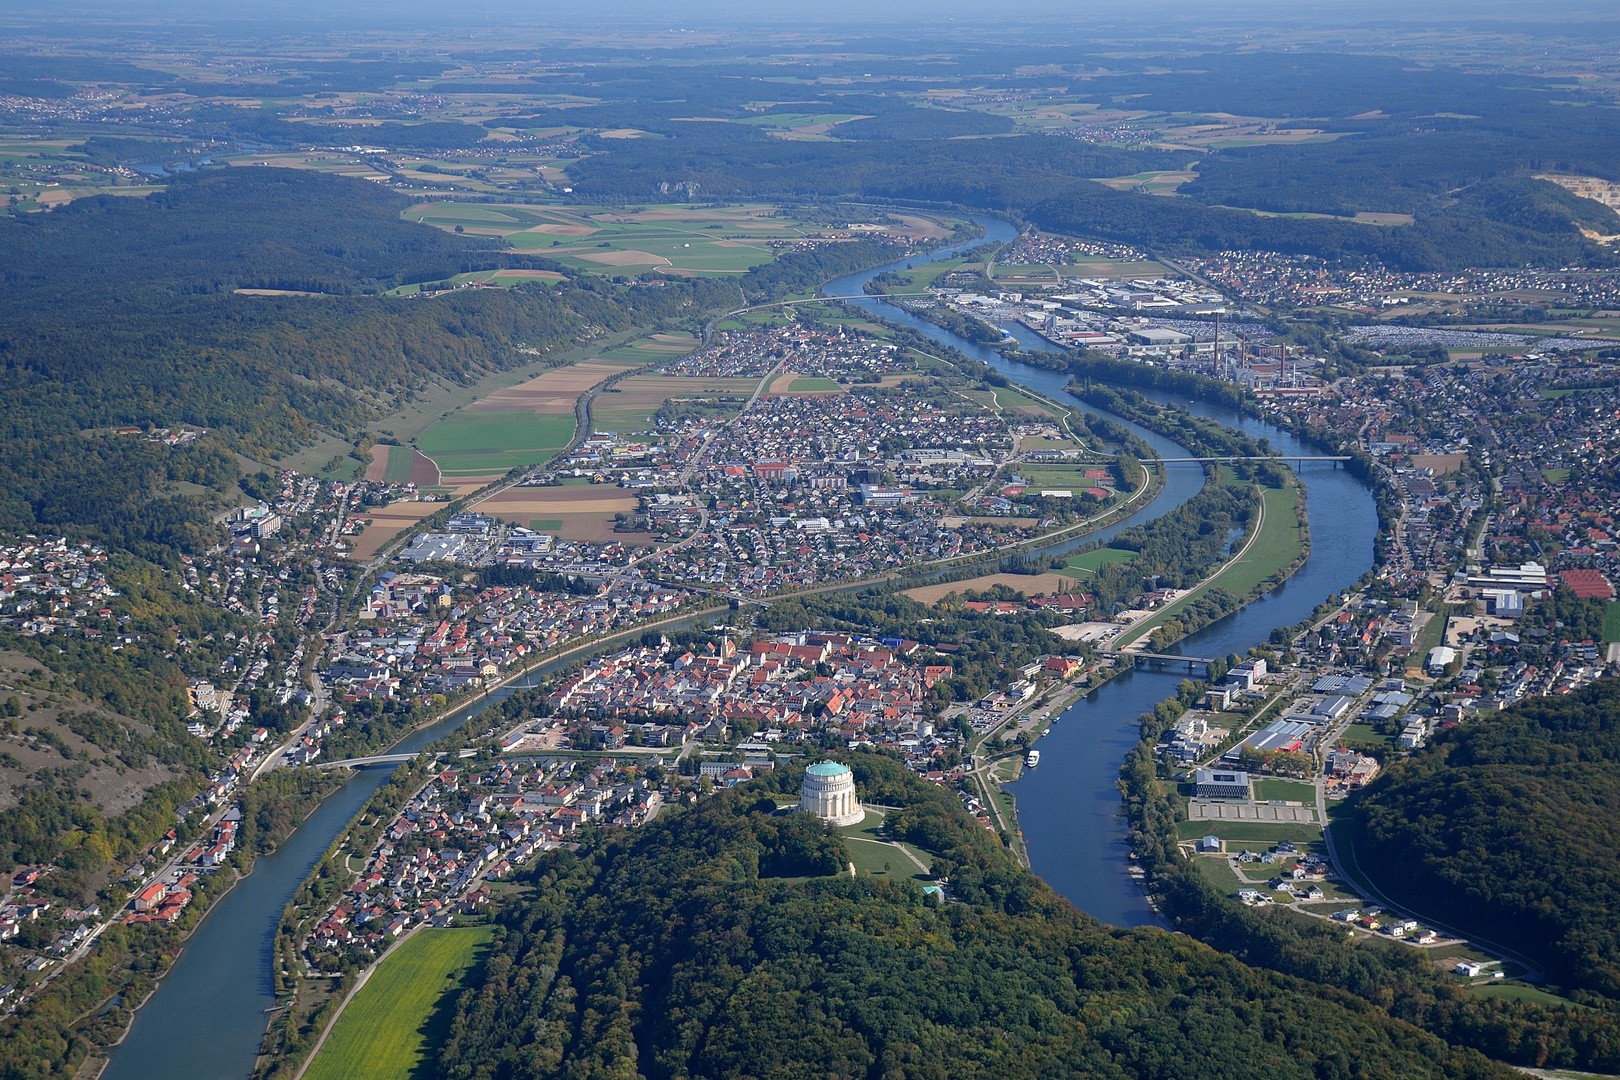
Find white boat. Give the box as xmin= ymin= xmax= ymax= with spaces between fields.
xmin=1025 ymin=749 xmax=1040 ymax=768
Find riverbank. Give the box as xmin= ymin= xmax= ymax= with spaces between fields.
xmin=1115 ymin=474 xmax=1310 ymax=652
xmin=55 ymin=771 xmax=351 ymax=1080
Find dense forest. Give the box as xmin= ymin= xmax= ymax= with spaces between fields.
xmin=1356 ymin=678 xmax=1620 ymax=998
xmin=434 ymin=755 xmax=1514 ymax=1080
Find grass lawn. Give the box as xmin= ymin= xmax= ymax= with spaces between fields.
xmin=305 ymin=927 xmax=494 ymax=1080
xmin=1253 ymin=779 xmax=1317 ymax=803
xmin=837 ymin=812 xmax=932 ymax=880
xmin=1336 ymin=722 xmax=1393 ymax=752
xmin=872 ymin=258 xmax=968 ymax=295
xmin=787 ymin=376 xmax=842 ymax=392
xmin=1175 ymin=820 xmax=1322 ymax=845
xmin=1064 ymin=547 xmax=1137 ymax=574
xmin=1605 ymin=601 xmax=1620 ymax=643
xmin=1117 ymin=481 xmax=1303 ymax=648
xmin=530 ymin=518 xmax=563 ymax=531
xmin=1542 ymin=467 xmax=1572 ymax=484
xmin=381 ymin=445 xmax=415 ymax=484
xmin=1466 ymin=982 xmax=1585 ymax=1008
xmin=991 ymin=386 xmax=1056 ymax=415
xmin=1413 ymin=603 xmax=1452 ymax=661
xmin=418 ymin=411 xmax=576 ymax=475
xmin=1191 ymin=854 xmax=1246 ymax=894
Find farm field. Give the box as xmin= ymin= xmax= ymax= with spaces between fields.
xmin=417 ymin=412 xmax=576 ymax=476
xmin=765 ymin=373 xmax=843 ymax=395
xmin=472 ymin=485 xmax=645 ymax=543
xmin=364 ymin=445 xmax=440 ymax=487
xmin=304 ymin=927 xmax=494 ymax=1080
xmin=1092 ymin=169 xmax=1198 ymax=196
xmin=903 ymin=571 xmax=1087 ymax=606
xmin=590 ymin=374 xmax=761 ymax=432
xmin=403 ymin=201 xmax=941 ymax=277
xmin=415 ymin=356 xmax=650 ymax=477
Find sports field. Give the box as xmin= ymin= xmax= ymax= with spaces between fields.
xmin=304 ymin=927 xmax=493 ymax=1080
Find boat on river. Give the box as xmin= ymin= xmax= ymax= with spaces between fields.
xmin=1025 ymin=749 xmax=1040 ymax=768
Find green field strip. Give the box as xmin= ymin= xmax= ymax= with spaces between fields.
xmin=305 ymin=927 xmax=494 ymax=1080
xmin=1116 ymin=482 xmax=1303 ymax=648
xmin=419 ymin=411 xmax=575 ymax=456
xmin=788 ymin=376 xmax=842 ymax=392
xmin=381 ymin=445 xmax=416 ymax=484
xmin=991 ymin=386 xmax=1056 ymax=413
xmin=1063 ymin=548 xmax=1137 ymax=574
xmin=1253 ymin=779 xmax=1317 ymax=802
xmin=1174 ymin=820 xmax=1323 ymax=844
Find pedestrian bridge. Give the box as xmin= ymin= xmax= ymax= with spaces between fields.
xmin=317 ymin=748 xmax=478 ymax=769
xmin=1127 ymin=651 xmax=1220 ymax=673
xmin=1156 ymin=455 xmax=1351 ymax=465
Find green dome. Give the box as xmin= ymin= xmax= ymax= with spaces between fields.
xmin=805 ymin=761 xmax=851 ymax=778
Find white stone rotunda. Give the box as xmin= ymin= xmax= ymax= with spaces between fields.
xmin=798 ymin=761 xmax=864 ymax=827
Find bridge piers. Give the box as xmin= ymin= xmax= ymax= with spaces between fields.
xmin=1130 ymin=652 xmax=1217 ymax=675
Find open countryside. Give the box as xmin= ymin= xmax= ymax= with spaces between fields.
xmin=406 ymin=202 xmax=952 ymax=276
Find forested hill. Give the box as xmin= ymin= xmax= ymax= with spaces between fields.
xmin=0 ymin=169 xmax=746 ymax=549
xmin=1 ymin=168 xmax=511 ymax=297
xmin=1356 ymin=678 xmax=1620 ymax=998
xmin=437 ymin=755 xmax=1513 ymax=1080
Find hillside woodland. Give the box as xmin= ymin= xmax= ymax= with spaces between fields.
xmin=435 ymin=756 xmax=1514 ymax=1080
xmin=1356 ymin=678 xmax=1620 ymax=998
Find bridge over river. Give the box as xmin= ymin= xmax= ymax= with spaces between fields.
xmin=315 ymin=748 xmax=479 ymax=769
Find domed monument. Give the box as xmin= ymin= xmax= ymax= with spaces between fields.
xmin=799 ymin=761 xmax=864 ymax=827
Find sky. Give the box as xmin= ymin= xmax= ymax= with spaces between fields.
xmin=3 ymin=0 xmax=1618 ymax=40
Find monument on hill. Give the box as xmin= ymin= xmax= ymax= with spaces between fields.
xmin=798 ymin=761 xmax=864 ymax=826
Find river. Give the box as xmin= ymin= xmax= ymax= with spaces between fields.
xmin=103 ymin=621 xmax=725 ymax=1080
xmin=823 ymin=217 xmax=1379 ymax=927
xmin=106 ymin=213 xmax=1376 ymax=1078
